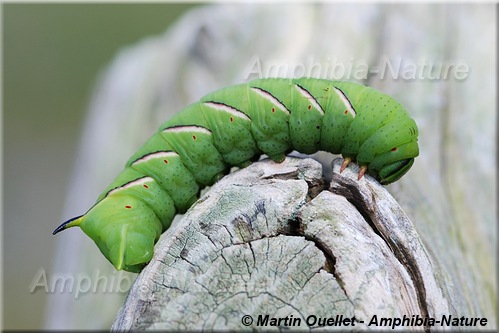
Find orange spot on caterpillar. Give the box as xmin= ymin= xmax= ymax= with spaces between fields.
xmin=344 ymin=110 xmax=348 ymax=115
xmin=307 ymin=105 xmax=312 ymax=110
xmin=230 ymin=117 xmax=234 ymax=122
xmin=143 ymin=184 xmax=149 ymax=189
xmin=125 ymin=205 xmax=132 ymax=209
xmin=271 ymin=107 xmax=275 ymax=113
xmin=163 ymin=159 xmax=169 ymax=164
xmin=391 ymin=147 xmax=398 ymax=152
xmin=192 ymin=135 xmax=197 ymax=140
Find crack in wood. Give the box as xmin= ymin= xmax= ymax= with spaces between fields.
xmin=331 ymin=172 xmax=432 ymax=332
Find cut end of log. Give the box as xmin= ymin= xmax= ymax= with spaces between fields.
xmin=112 ymin=157 xmax=456 ymax=331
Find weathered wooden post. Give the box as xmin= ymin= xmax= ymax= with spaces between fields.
xmin=111 ymin=158 xmax=457 ymax=331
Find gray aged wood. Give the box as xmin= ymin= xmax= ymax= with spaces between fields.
xmin=48 ymin=3 xmax=496 ymax=330
xmin=111 ymin=157 xmax=460 ymax=331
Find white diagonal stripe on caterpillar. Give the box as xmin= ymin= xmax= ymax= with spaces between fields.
xmin=202 ymin=101 xmax=251 ymax=121
xmin=162 ymin=125 xmax=212 ymax=135
xmin=250 ymin=87 xmax=290 ymax=114
xmin=132 ymin=151 xmax=179 ymax=164
xmin=333 ymin=87 xmax=356 ymax=117
xmin=107 ymin=176 xmax=155 ymax=196
xmin=294 ymin=84 xmax=325 ymax=115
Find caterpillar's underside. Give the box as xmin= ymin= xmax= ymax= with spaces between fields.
xmin=53 ymin=78 xmax=419 ymax=272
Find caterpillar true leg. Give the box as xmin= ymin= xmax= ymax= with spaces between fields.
xmin=358 ymin=165 xmax=368 ymax=180
xmin=340 ymin=157 xmax=352 ymax=173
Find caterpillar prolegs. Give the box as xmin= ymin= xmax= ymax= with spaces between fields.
xmin=53 ymin=78 xmax=419 ymax=272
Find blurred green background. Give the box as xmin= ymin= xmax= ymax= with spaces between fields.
xmin=3 ymin=3 xmax=196 ymax=329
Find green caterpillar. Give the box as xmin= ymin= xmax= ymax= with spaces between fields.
xmin=53 ymin=78 xmax=419 ymax=272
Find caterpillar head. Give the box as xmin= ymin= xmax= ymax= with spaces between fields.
xmin=53 ymin=195 xmax=162 ymax=272
xmin=367 ymin=140 xmax=419 ymax=185
xmin=375 ymin=157 xmax=415 ymax=184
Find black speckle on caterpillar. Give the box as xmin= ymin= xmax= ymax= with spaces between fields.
xmin=53 ymin=78 xmax=419 ymax=272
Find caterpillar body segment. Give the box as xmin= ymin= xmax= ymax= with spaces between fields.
xmin=53 ymin=78 xmax=419 ymax=272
